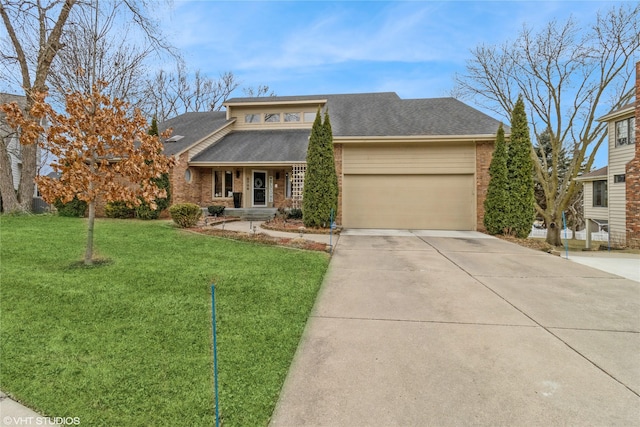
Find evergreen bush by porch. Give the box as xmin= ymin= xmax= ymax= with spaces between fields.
xmin=169 ymin=203 xmax=202 ymax=228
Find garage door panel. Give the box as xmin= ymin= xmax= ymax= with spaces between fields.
xmin=343 ymin=143 xmax=475 ymax=175
xmin=343 ymin=174 xmax=475 ymax=230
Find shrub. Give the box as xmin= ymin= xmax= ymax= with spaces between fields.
xmin=105 ymin=201 xmax=135 ymax=219
xmin=287 ymin=208 xmax=303 ymax=219
xmin=54 ymin=197 xmax=87 ymax=217
xmin=135 ymin=201 xmax=160 ymax=220
xmin=207 ymin=205 xmax=225 ymax=216
xmin=169 ymin=203 xmax=202 ymax=228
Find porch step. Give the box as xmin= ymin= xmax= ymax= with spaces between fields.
xmin=224 ymin=208 xmax=277 ymax=221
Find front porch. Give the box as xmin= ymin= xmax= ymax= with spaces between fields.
xmin=192 ymin=164 xmax=306 ymax=211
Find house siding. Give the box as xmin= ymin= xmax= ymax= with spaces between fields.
xmin=608 ymin=115 xmax=636 ymax=244
xmin=625 ymin=62 xmax=640 ymax=248
xmin=583 ymin=181 xmax=609 ymax=221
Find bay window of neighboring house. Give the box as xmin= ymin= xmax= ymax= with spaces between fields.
xmin=592 ymin=180 xmax=607 ymax=207
xmin=213 ymin=170 xmax=234 ymax=198
xmin=615 ymin=117 xmax=636 ymax=147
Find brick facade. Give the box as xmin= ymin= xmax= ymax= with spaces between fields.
xmin=475 ymin=140 xmax=494 ymax=231
xmin=625 ymin=61 xmax=640 ymax=247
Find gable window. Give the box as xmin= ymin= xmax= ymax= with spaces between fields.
xmin=213 ymin=170 xmax=234 ymax=198
xmin=265 ymin=113 xmax=280 ymax=123
xmin=245 ymin=114 xmax=260 ymax=123
xmin=615 ymin=117 xmax=635 ymax=147
xmin=284 ymin=112 xmax=300 ymax=122
xmin=592 ymin=180 xmax=607 ymax=207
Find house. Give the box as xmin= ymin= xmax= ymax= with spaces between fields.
xmin=577 ymin=83 xmax=639 ymax=247
xmin=160 ymin=92 xmax=505 ymax=230
xmin=0 ymin=93 xmax=28 ymax=191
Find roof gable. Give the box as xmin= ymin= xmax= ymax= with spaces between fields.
xmin=159 ymin=111 xmax=231 ymax=156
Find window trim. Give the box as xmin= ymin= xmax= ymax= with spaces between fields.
xmin=613 ymin=174 xmax=626 ymax=183
xmin=245 ymin=113 xmax=260 ymax=124
xmin=212 ymin=169 xmax=234 ymax=198
xmin=264 ymin=113 xmax=281 ymax=123
xmin=615 ymin=117 xmax=636 ymax=147
xmin=592 ymin=180 xmax=608 ymax=208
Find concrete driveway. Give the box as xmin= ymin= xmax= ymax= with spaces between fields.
xmin=270 ymin=230 xmax=640 ymax=427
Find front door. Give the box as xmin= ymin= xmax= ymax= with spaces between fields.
xmin=253 ymin=171 xmax=267 ymax=207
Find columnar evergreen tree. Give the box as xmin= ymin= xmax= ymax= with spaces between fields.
xmin=483 ymin=124 xmax=509 ymax=234
xmin=323 ymin=109 xmax=339 ymax=220
xmin=302 ymin=108 xmax=338 ymax=228
xmin=507 ymin=96 xmax=535 ymax=238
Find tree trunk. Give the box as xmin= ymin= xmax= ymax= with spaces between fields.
xmin=84 ymin=200 xmax=95 ymax=265
xmin=0 ymin=142 xmax=20 ymax=212
xmin=17 ymin=143 xmax=37 ymax=212
xmin=546 ymin=222 xmax=562 ymax=246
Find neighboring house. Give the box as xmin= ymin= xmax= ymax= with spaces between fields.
xmin=160 ymin=92 xmax=505 ymax=230
xmin=0 ymin=92 xmax=28 ymax=191
xmin=577 ymin=97 xmax=638 ymax=247
xmin=0 ymin=92 xmax=45 ymax=211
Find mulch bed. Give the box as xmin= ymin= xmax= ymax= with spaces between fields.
xmin=189 ymin=225 xmax=330 ymax=252
xmin=495 ymin=234 xmax=555 ymax=253
xmin=261 ymin=217 xmax=339 ymax=235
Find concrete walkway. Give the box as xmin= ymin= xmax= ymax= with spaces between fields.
xmin=565 ymin=251 xmax=640 ymax=282
xmin=270 ymin=230 xmax=640 ymax=426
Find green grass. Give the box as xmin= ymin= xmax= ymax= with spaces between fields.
xmin=0 ymin=215 xmax=330 ymax=426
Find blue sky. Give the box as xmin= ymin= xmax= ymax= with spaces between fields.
xmin=156 ymin=0 xmax=627 ymax=168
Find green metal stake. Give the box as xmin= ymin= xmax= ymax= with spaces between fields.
xmin=211 ymin=284 xmax=220 ymax=427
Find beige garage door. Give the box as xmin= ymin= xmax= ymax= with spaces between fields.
xmin=342 ymin=174 xmax=475 ymax=230
xmin=342 ymin=143 xmax=476 ymax=230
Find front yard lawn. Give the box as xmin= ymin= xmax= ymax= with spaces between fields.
xmin=0 ymin=215 xmax=330 ymax=426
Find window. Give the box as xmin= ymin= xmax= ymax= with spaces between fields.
xmin=264 ymin=113 xmax=280 ymax=123
xmin=285 ymin=172 xmax=292 ymax=198
xmin=225 ymin=171 xmax=233 ymax=197
xmin=303 ymin=112 xmax=316 ymax=122
xmin=184 ymin=168 xmax=192 ymax=183
xmin=593 ymin=180 xmax=607 ymax=207
xmin=284 ymin=112 xmax=300 ymax=122
xmin=614 ymin=174 xmax=625 ymax=183
xmin=615 ymin=117 xmax=636 ymax=147
xmin=213 ymin=170 xmax=234 ymax=198
xmin=245 ymin=114 xmax=260 ymax=123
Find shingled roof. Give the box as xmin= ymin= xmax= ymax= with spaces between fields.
xmin=161 ymin=92 xmax=506 ymax=160
xmin=192 ymin=129 xmax=310 ymax=163
xmin=224 ymin=92 xmax=506 ymax=137
xmin=159 ymin=111 xmax=230 ymax=156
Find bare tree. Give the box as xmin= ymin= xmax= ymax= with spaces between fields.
xmin=141 ymin=65 xmax=242 ymax=121
xmin=453 ymin=3 xmax=639 ymax=245
xmin=0 ymin=0 xmax=173 ymax=213
xmin=243 ymin=84 xmax=275 ymax=98
xmin=47 ymin=2 xmax=152 ymax=108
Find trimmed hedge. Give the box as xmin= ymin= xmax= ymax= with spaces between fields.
xmin=54 ymin=197 xmax=87 ymax=217
xmin=105 ymin=201 xmax=135 ymax=219
xmin=169 ymin=203 xmax=202 ymax=228
xmin=207 ymin=205 xmax=225 ymax=216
